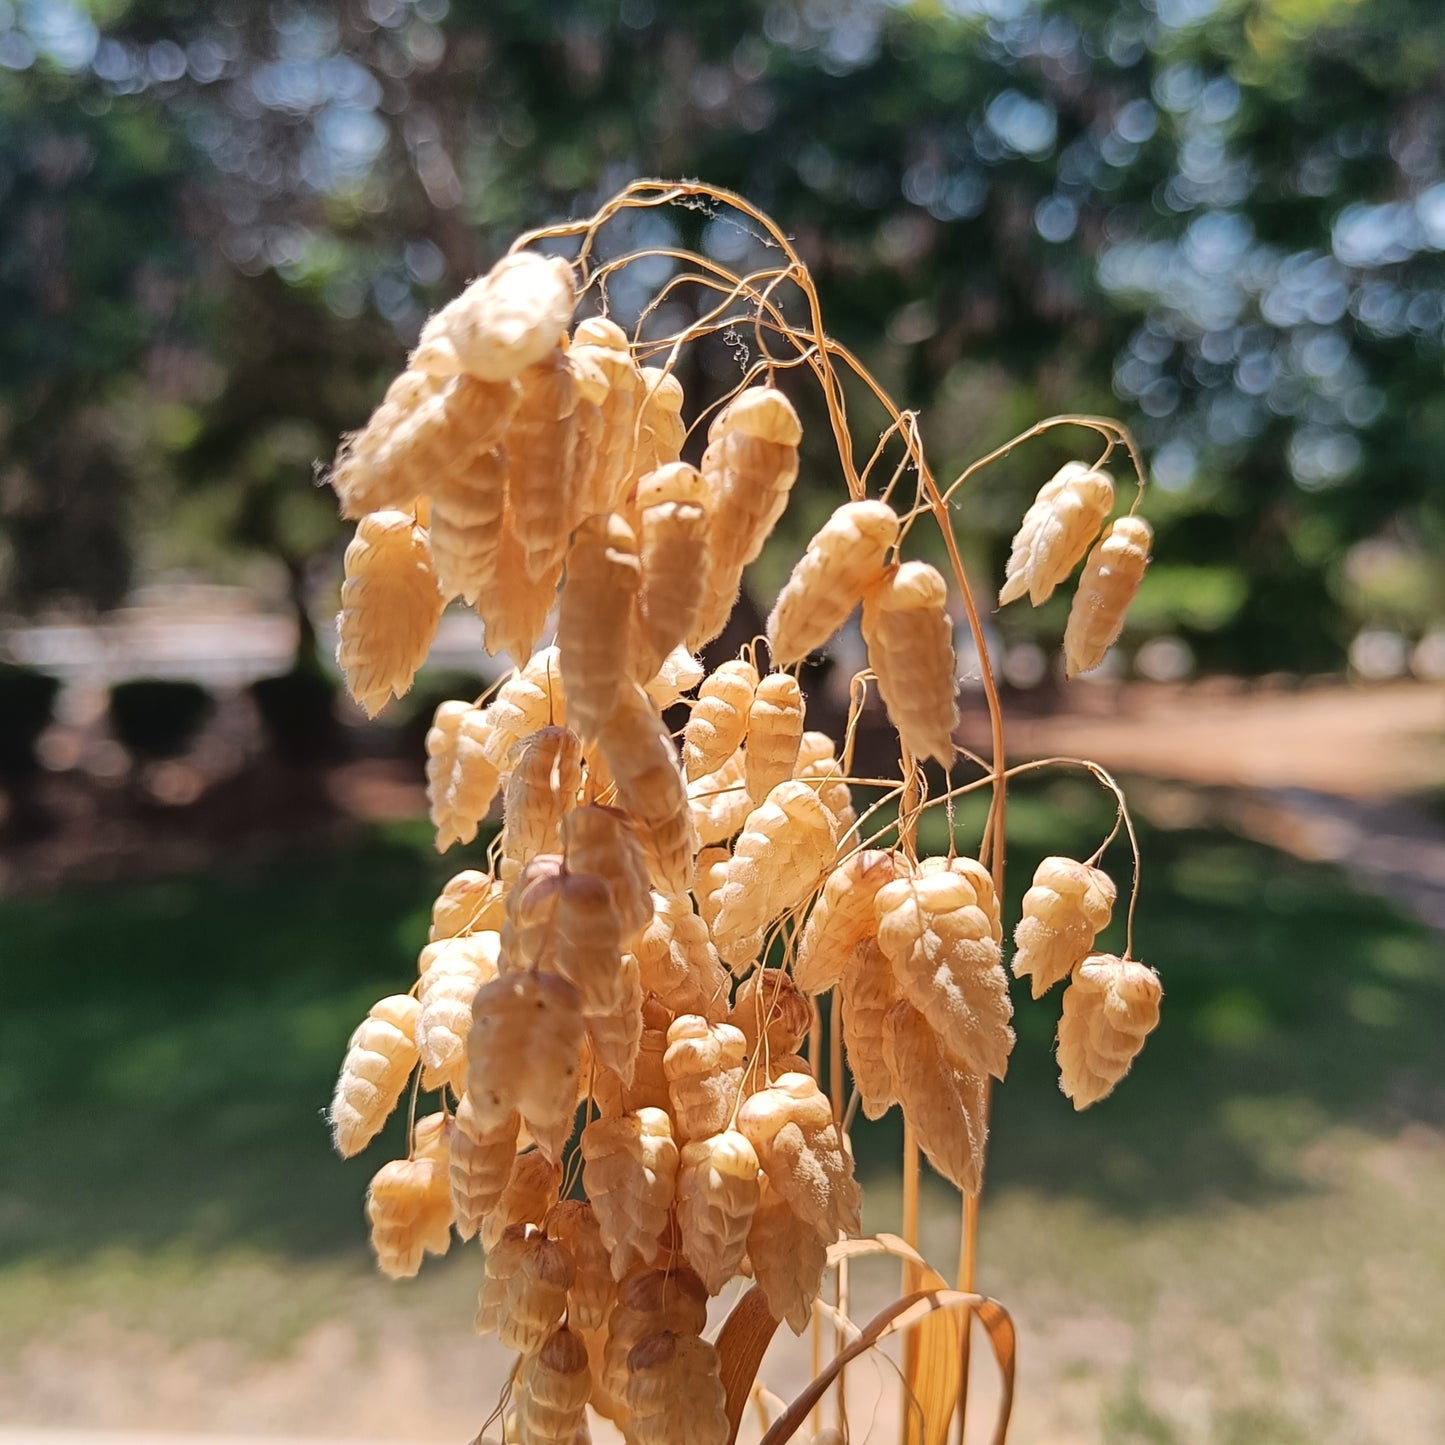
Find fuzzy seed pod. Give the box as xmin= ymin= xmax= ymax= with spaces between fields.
xmin=570 ymin=325 xmax=643 ymax=517
xmin=366 ymin=1157 xmax=450 ymax=1278
xmin=883 ymin=1001 xmax=988 ymax=1196
xmin=693 ymin=847 xmax=731 ymax=936
xmin=450 ymin=1097 xmax=520 ymax=1240
xmin=728 ymin=968 xmax=815 ymax=1057
xmin=642 ymin=644 xmax=704 ymax=710
xmin=556 ymin=513 xmax=641 ymax=740
xmin=546 ymin=1199 xmax=614 ymax=1331
xmin=426 ymin=702 xmax=505 ymax=852
xmin=585 ymin=951 xmax=643 ymax=1081
xmin=744 ymin=672 xmax=804 ymax=805
xmin=499 ymin=727 xmax=584 ymax=882
xmin=874 ymin=872 xmax=1014 ymax=1081
xmin=860 ymin=561 xmax=959 ymax=766
xmin=336 ymin=511 xmax=445 ymax=717
xmin=746 ymin=1176 xmax=829 ymax=1334
xmin=841 ymin=940 xmax=899 ymax=1120
xmin=999 ymin=462 xmax=1115 ymax=607
xmin=599 ymin=1267 xmax=709 ymax=1424
xmin=416 ymin=933 xmax=499 ymax=1092
xmin=580 ymin=1108 xmax=680 ymax=1278
xmin=500 ymin=1232 xmax=576 ymax=1354
xmin=430 ymin=869 xmax=507 ymax=941
xmin=793 ymin=849 xmax=901 ymax=994
xmin=793 ymin=732 xmax=856 ymax=842
xmin=767 ymin=500 xmax=900 ymax=665
xmin=625 ymin=1330 xmax=730 ymax=1445
xmin=1057 ymin=953 xmax=1162 ymax=1108
xmin=330 ymin=995 xmax=421 ymax=1158
xmin=480 ymin=1148 xmax=563 ymax=1251
xmin=632 ymin=893 xmax=730 ymax=1023
xmin=1063 ymin=516 xmax=1153 ymax=677
xmin=468 ymin=971 xmax=584 ymax=1158
xmin=634 ymin=463 xmax=711 ymax=680
xmin=516 ymin=1325 xmax=591 ymax=1445
xmin=683 ymin=660 xmax=758 ymax=782
xmin=1012 ymin=856 xmax=1117 ymax=998
xmin=475 ymin=1221 xmax=536 ymax=1336
xmin=427 ymin=446 xmax=509 ymax=604
xmin=921 ymin=854 xmax=1003 ymax=944
xmin=327 ymin=370 xmax=441 ymax=518
xmin=633 ymin=367 xmax=687 ymax=479
xmin=474 ymin=513 xmax=564 ymax=661
xmin=736 ymin=1071 xmax=861 ymax=1239
xmin=663 ymin=1017 xmax=748 ymax=1142
xmin=561 ymin=805 xmax=654 ymax=942
xmin=676 ymin=1129 xmax=761 ymax=1293
xmin=688 ymin=751 xmax=753 ymax=847
xmin=483 ymin=647 xmax=568 ymax=766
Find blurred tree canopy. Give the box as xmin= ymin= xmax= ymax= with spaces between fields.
xmin=2 ymin=0 xmax=1443 ymax=673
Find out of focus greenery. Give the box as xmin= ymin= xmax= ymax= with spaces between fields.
xmin=3 ymin=0 xmax=1444 ymax=672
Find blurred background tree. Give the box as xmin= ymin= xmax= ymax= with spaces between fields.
xmin=2 ymin=0 xmax=1442 ymax=674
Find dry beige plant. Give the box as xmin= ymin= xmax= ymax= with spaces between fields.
xmin=321 ymin=180 xmax=1164 ymax=1445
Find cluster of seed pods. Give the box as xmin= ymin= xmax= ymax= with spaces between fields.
xmin=324 ymin=242 xmax=1162 ymax=1443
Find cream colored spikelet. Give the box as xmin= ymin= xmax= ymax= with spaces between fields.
xmin=366 ymin=1157 xmax=448 ymax=1278
xmin=1056 ymin=953 xmax=1163 ymax=1108
xmin=598 ymin=1267 xmax=709 ymax=1425
xmin=747 ymin=1176 xmax=829 ymax=1334
xmin=688 ymin=750 xmax=753 ymax=847
xmin=475 ymin=513 xmax=563 ymax=661
xmin=415 ymin=933 xmax=499 ymax=1092
xmin=580 ymin=1108 xmax=680 ymax=1278
xmin=642 ymin=644 xmax=704 ymax=709
xmin=474 ymin=1221 xmax=535 ymax=1336
xmin=580 ymin=946 xmax=640 ymax=1077
xmin=631 ymin=892 xmax=730 ymax=1022
xmin=555 ymin=870 xmax=626 ymax=1011
xmin=663 ymin=1016 xmax=748 ymax=1142
xmin=426 ymin=703 xmax=508 ymax=852
xmin=449 ymin=1097 xmax=519 ymax=1241
xmin=1013 ymin=856 xmax=1117 ymax=997
xmin=561 ymin=805 xmax=654 ymax=941
xmin=860 ymin=560 xmax=959 ymax=766
xmin=327 ymin=369 xmax=441 ymax=518
xmin=792 ymin=849 xmax=900 ymax=994
xmin=556 ymin=512 xmax=640 ymax=740
xmin=743 ymin=671 xmax=804 ymax=804
xmin=923 ymin=853 xmax=1004 ymax=943
xmin=683 ymin=659 xmax=758 ymax=781
xmin=1064 ymin=515 xmax=1153 ymax=676
xmin=625 ymin=1330 xmax=730 ymax=1445
xmin=728 ymin=967 xmax=815 ymax=1056
xmin=675 ymin=1129 xmax=761 ymax=1293
xmin=482 ymin=646 xmax=568 ymax=766
xmin=329 ymin=994 xmax=421 ymax=1158
xmin=499 ymin=1233 xmax=576 ymax=1355
xmin=693 ymin=846 xmax=731 ymax=936
xmin=793 ymin=731 xmax=856 ymax=840
xmin=429 ymin=869 xmax=506 ymax=941
xmin=427 ymin=445 xmax=509 ymax=604
xmin=634 ymin=463 xmax=710 ymax=679
xmin=999 ymin=461 xmax=1115 ymax=607
xmin=633 ymin=366 xmax=688 ymax=478
xmin=497 ymin=854 xmax=564 ymax=971
xmin=841 ymin=940 xmax=900 ymax=1121
xmin=409 ymin=1112 xmax=457 ymax=1255
xmin=569 ymin=321 xmax=643 ymax=516
xmin=479 ymin=1148 xmax=563 ymax=1251
xmin=499 ymin=726 xmax=584 ymax=882
xmin=545 ymin=1199 xmax=613 ymax=1331
xmin=336 ymin=510 xmax=445 ymax=717
xmin=767 ymin=500 xmax=900 ymax=665
xmin=516 ymin=1326 xmax=591 ymax=1445
xmin=621 ymin=1002 xmax=676 ymax=1114
xmin=505 ymin=348 xmax=580 ymax=582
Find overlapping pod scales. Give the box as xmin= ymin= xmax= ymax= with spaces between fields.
xmin=1064 ymin=516 xmax=1153 ymax=677
xmin=621 ymin=1003 xmax=675 ymax=1115
xmin=632 ymin=893 xmax=730 ymax=1022
xmin=793 ymin=732 xmax=856 ymax=843
xmin=841 ymin=940 xmax=899 ymax=1120
xmin=625 ymin=1330 xmax=730 ymax=1445
xmin=367 ymin=1158 xmax=444 ymax=1278
xmin=425 ymin=703 xmax=499 ymax=853
xmin=516 ymin=1325 xmax=591 ymax=1445
xmin=500 ymin=1232 xmax=576 ymax=1355
xmin=728 ymin=968 xmax=815 ymax=1057
xmin=642 ymin=644 xmax=703 ymax=710
xmin=499 ymin=854 xmax=564 ymax=971
xmin=683 ymin=660 xmax=758 ymax=782
xmin=736 ymin=1071 xmax=861 ymax=1239
xmin=675 ymin=1129 xmax=761 ymax=1293
xmin=480 ymin=1148 xmax=563 ymax=1252
xmin=599 ymin=1267 xmax=709 ymax=1425
xmin=546 ymin=1199 xmax=613 ymax=1331
xmin=1012 ymin=856 xmax=1117 ymax=997
xmin=499 ymin=726 xmax=584 ymax=882
xmin=475 ymin=514 xmax=563 ymax=661
xmin=555 ymin=870 xmax=627 ymax=1012
xmin=475 ymin=1222 xmax=535 ymax=1336
xmin=506 ymin=348 xmax=580 ymax=582
xmin=585 ymin=951 xmax=643 ymax=1081
xmin=793 ymin=849 xmax=900 ymax=994
xmin=336 ymin=510 xmax=445 ymax=717
xmin=687 ymin=751 xmax=753 ymax=847
xmin=746 ymin=1176 xmax=829 ymax=1334
xmin=693 ymin=848 xmax=731 ymax=936
xmin=467 ymin=971 xmax=583 ymax=1157
xmin=634 ymin=463 xmax=710 ymax=680
xmin=410 ymin=1112 xmax=457 ymax=1250
xmin=416 ymin=933 xmax=499 ymax=1092
xmin=999 ymin=461 xmax=1115 ymax=608
xmin=883 ymin=1000 xmax=988 ymax=1196
xmin=557 ymin=513 xmax=640 ymax=740
xmin=921 ymin=854 xmax=1003 ymax=944
xmin=1057 ymin=953 xmax=1162 ymax=1108
xmin=330 ymin=995 xmax=421 ymax=1158
xmin=580 ymin=1108 xmax=680 ymax=1278
xmin=743 ymin=672 xmax=804 ymax=805
xmin=449 ymin=1096 xmax=519 ymax=1241
xmin=430 ymin=869 xmax=506 ymax=942
xmin=633 ymin=367 xmax=687 ymax=479
xmin=713 ymin=781 xmax=837 ymax=968
xmin=860 ymin=560 xmax=958 ymax=766
xmin=598 ymin=683 xmax=696 ymax=894
xmin=428 ymin=444 xmax=509 ymax=605
xmin=481 ymin=646 xmax=566 ymax=762
xmin=874 ymin=872 xmax=1014 ymax=1081
xmin=328 ymin=370 xmax=441 ymax=518
xmin=562 ymin=805 xmax=654 ymax=942
xmin=767 ymin=500 xmax=900 ymax=665
xmin=663 ymin=1017 xmax=748 ymax=1142
xmin=570 ymin=319 xmax=643 ymax=516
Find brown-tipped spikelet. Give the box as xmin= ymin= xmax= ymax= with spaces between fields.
xmin=793 ymin=849 xmax=900 ymax=994
xmin=1057 ymin=953 xmax=1162 ymax=1108
xmin=999 ymin=461 xmax=1115 ymax=607
xmin=546 ymin=1199 xmax=613 ymax=1331
xmin=860 ymin=560 xmax=958 ymax=766
xmin=841 ymin=940 xmax=900 ymax=1120
xmin=517 ymin=1325 xmax=591 ymax=1445
xmin=480 ymin=1148 xmax=563 ymax=1251
xmin=427 ymin=444 xmax=509 ymax=605
xmin=634 ymin=463 xmax=710 ymax=678
xmin=767 ymin=500 xmax=899 ymax=665
xmin=625 ymin=1330 xmax=730 ymax=1445
xmin=1064 ymin=515 xmax=1153 ymax=677
xmin=684 ymin=659 xmax=758 ymax=782
xmin=499 ymin=1232 xmax=576 ymax=1355
xmin=1013 ymin=856 xmax=1117 ymax=997
xmin=449 ymin=1097 xmax=519 ymax=1241
xmin=556 ymin=513 xmax=640 ymax=740
xmin=676 ymin=1129 xmax=761 ymax=1292
xmin=688 ymin=751 xmax=753 ymax=847
xmin=366 ymin=1155 xmax=449 ymax=1278
xmin=599 ymin=1267 xmax=709 ymax=1424
xmin=336 ymin=511 xmax=445 ymax=717
xmin=562 ymin=806 xmax=654 ymax=942
xmin=425 ymin=702 xmax=501 ymax=853
xmin=580 ymin=1108 xmax=680 ymax=1278
xmin=747 ymin=1176 xmax=829 ymax=1334
xmin=728 ymin=967 xmax=815 ymax=1057
xmin=499 ymin=726 xmax=584 ymax=882
xmin=330 ymin=994 xmax=421 ymax=1158
xmin=632 ymin=892 xmax=730 ymax=1022
xmin=664 ymin=1016 xmax=748 ymax=1142
xmin=429 ymin=869 xmax=506 ymax=941
xmin=416 ymin=933 xmax=498 ymax=1092
xmin=633 ymin=367 xmax=687 ymax=479
xmin=744 ymin=672 xmax=804 ymax=805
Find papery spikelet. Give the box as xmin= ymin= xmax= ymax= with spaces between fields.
xmin=427 ymin=444 xmax=509 ymax=605
xmin=767 ymin=500 xmax=899 ymax=665
xmin=1063 ymin=516 xmax=1153 ymax=677
xmin=580 ymin=1108 xmax=680 ymax=1278
xmin=663 ymin=1016 xmax=748 ymax=1142
xmin=498 ymin=854 xmax=564 ymax=971
xmin=474 ymin=512 xmax=563 ymax=660
xmin=746 ymin=1176 xmax=828 ymax=1334
xmin=621 ymin=1002 xmax=676 ymax=1114
xmin=330 ymin=994 xmax=421 ymax=1158
xmin=1013 ymin=856 xmax=1117 ymax=997
xmin=506 ymin=349 xmax=580 ymax=581
xmin=480 ymin=1148 xmax=563 ymax=1251
xmin=728 ymin=968 xmax=815 ymax=1057
xmin=570 ymin=321 xmax=643 ymax=516
xmin=793 ymin=849 xmax=900 ymax=994
xmin=743 ymin=671 xmax=804 ymax=804
xmin=922 ymin=854 xmax=1003 ymax=944
xmin=429 ymin=869 xmax=507 ymax=941
xmin=632 ymin=892 xmax=730 ymax=1022
xmin=883 ymin=1000 xmax=988 ymax=1195
xmin=409 ymin=1112 xmax=456 ymax=1254
xmin=599 ymin=1267 xmax=709 ymax=1425
xmin=482 ymin=646 xmax=568 ymax=766
xmin=625 ymin=1330 xmax=729 ymax=1445
xmin=562 ymin=805 xmax=654 ymax=941
xmin=584 ymin=951 xmax=643 ymax=1081
xmin=366 ymin=1157 xmax=448 ymax=1278
xmin=860 ymin=560 xmax=958 ymax=766
xmin=793 ymin=732 xmax=856 ymax=843
xmin=499 ymin=726 xmax=584 ymax=882
xmin=688 ymin=750 xmax=753 ymax=848
xmin=336 ymin=511 xmax=445 ymax=717
xmin=500 ymin=1232 xmax=576 ymax=1354
xmin=425 ymin=702 xmax=501 ymax=852
xmin=450 ymin=1096 xmax=519 ymax=1241
xmin=683 ymin=659 xmax=758 ymax=782
xmin=675 ymin=1129 xmax=761 ymax=1293
xmin=841 ymin=940 xmax=899 ymax=1120
xmin=554 ymin=870 xmax=627 ymax=1012
xmin=633 ymin=366 xmax=687 ymax=479
xmin=416 ymin=933 xmax=499 ymax=1092
xmin=999 ymin=461 xmax=1115 ymax=607
xmin=634 ymin=463 xmax=710 ymax=679
xmin=874 ymin=872 xmax=1014 ymax=1080
xmin=516 ymin=1325 xmax=591 ymax=1445
xmin=546 ymin=1199 xmax=614 ymax=1331
xmin=693 ymin=847 xmax=731 ymax=936
xmin=475 ymin=1221 xmax=535 ymax=1335
xmin=1057 ymin=953 xmax=1162 ymax=1108
xmin=641 ymin=644 xmax=703 ymax=710
xmin=557 ymin=513 xmax=641 ymax=740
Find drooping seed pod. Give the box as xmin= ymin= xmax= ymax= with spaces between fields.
xmin=505 ymin=348 xmax=581 ymax=582
xmin=664 ymin=1017 xmax=748 ymax=1142
xmin=599 ymin=1266 xmax=709 ymax=1425
xmin=409 ymin=1111 xmax=456 ymax=1247
xmin=1063 ymin=515 xmax=1153 ymax=677
xmin=450 ymin=1096 xmax=520 ymax=1241
xmin=620 ymin=1003 xmax=676 ymax=1115
xmin=584 ymin=951 xmax=643 ymax=1081
xmin=499 ymin=726 xmax=584 ymax=882
xmin=793 ymin=732 xmax=856 ymax=843
xmin=874 ymin=872 xmax=1014 ymax=1081
xmin=1012 ymin=856 xmax=1117 ymax=997
xmin=475 ymin=1221 xmax=536 ymax=1336
xmin=429 ymin=869 xmax=506 ymax=941
xmin=556 ymin=513 xmax=641 ymax=740
xmin=330 ymin=995 xmax=421 ymax=1158
xmin=743 ymin=672 xmax=804 ymax=805
xmin=570 ymin=322 xmax=643 ymax=517
xmin=554 ymin=869 xmax=627 ymax=1012
xmin=688 ymin=751 xmax=753 ymax=847
xmin=767 ymin=500 xmax=900 ymax=665
xmin=841 ymin=940 xmax=899 ymax=1120
xmin=416 ymin=933 xmax=499 ymax=1092
xmin=427 ymin=445 xmax=510 ymax=604
xmin=625 ymin=1330 xmax=730 ymax=1445
xmin=633 ymin=366 xmax=687 ymax=480
xmin=500 ymin=1232 xmax=576 ymax=1354
xmin=728 ymin=968 xmax=815 ymax=1057
xmin=580 ymin=1108 xmax=680 ymax=1279
xmin=860 ymin=560 xmax=958 ymax=766
xmin=713 ymin=781 xmax=836 ymax=969
xmin=793 ymin=849 xmax=900 ymax=995
xmin=746 ymin=1175 xmax=829 ymax=1334
xmin=498 ymin=854 xmax=564 ymax=971
xmin=482 ymin=646 xmax=568 ymax=766
xmin=693 ymin=847 xmax=731 ymax=936
xmin=561 ymin=805 xmax=654 ymax=942
xmin=516 ymin=1325 xmax=591 ymax=1445
xmin=736 ymin=1071 xmax=861 ymax=1239
xmin=1056 ymin=953 xmax=1163 ymax=1108
xmin=336 ymin=510 xmax=445 ymax=717
xmin=474 ymin=512 xmax=564 ymax=661
xmin=468 ymin=971 xmax=584 ymax=1158
xmin=683 ymin=659 xmax=758 ymax=782
xmin=632 ymin=892 xmax=730 ymax=1022
xmin=366 ymin=1157 xmax=448 ymax=1278
xmin=546 ymin=1199 xmax=613 ymax=1331
xmin=675 ymin=1129 xmax=761 ymax=1293
xmin=633 ymin=463 xmax=711 ymax=680
xmin=427 ymin=702 xmax=506 ymax=852
xmin=480 ymin=1148 xmax=563 ymax=1251
xmin=999 ymin=461 xmax=1115 ymax=608
xmin=921 ymin=853 xmax=1004 ymax=944
xmin=883 ymin=1000 xmax=987 ymax=1195
xmin=641 ymin=644 xmax=704 ymax=710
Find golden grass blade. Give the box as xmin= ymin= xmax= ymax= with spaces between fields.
xmin=717 ymin=1284 xmax=782 ymax=1444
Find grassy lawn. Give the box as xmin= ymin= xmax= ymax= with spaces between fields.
xmin=1 ymin=781 xmax=1442 ymax=1442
